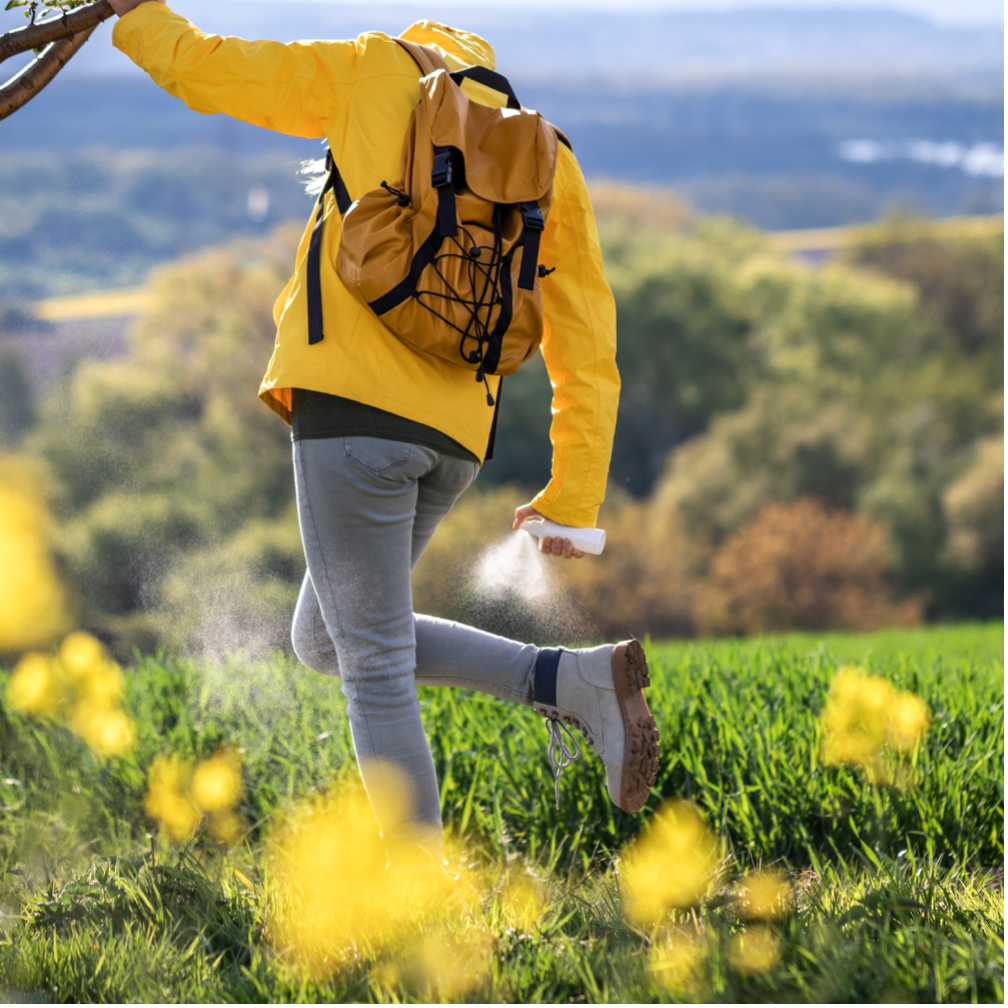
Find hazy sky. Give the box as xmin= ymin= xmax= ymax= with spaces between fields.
xmin=235 ymin=0 xmax=1002 ymax=27
xmin=0 ymin=0 xmax=1001 ymax=31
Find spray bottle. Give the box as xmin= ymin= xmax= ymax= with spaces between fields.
xmin=519 ymin=517 xmax=606 ymax=556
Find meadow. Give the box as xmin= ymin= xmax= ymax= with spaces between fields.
xmin=0 ymin=623 xmax=1002 ymax=1003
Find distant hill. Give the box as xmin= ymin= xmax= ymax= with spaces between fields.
xmin=2 ymin=70 xmax=999 ymax=231
xmin=0 ymin=3 xmax=1001 ymax=278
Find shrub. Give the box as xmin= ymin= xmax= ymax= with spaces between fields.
xmin=696 ymin=498 xmax=922 ymax=636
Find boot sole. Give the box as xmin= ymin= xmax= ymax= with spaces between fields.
xmin=612 ymin=639 xmax=660 ymax=814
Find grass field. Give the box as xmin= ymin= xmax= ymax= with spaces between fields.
xmin=0 ymin=624 xmax=1003 ymax=1003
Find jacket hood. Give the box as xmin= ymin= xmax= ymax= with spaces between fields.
xmin=399 ymin=20 xmax=495 ymax=70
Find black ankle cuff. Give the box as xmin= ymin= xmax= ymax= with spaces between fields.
xmin=533 ymin=648 xmax=562 ymax=708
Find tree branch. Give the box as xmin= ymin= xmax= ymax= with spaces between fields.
xmin=0 ymin=22 xmax=97 ymax=121
xmin=0 ymin=0 xmax=112 ymax=65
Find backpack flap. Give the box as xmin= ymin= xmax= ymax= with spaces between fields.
xmin=421 ymin=68 xmax=558 ymax=207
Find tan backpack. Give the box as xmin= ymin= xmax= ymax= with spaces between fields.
xmin=306 ymin=40 xmax=568 ymax=406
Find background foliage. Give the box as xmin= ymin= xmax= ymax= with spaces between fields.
xmin=0 ymin=149 xmax=312 ymax=301
xmin=3 ymin=200 xmax=999 ymax=655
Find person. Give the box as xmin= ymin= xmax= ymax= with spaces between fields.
xmin=107 ymin=0 xmax=660 ymax=859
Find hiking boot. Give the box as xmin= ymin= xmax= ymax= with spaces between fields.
xmin=532 ymin=639 xmax=660 ymax=814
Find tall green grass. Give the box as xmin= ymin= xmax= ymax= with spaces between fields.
xmin=429 ymin=624 xmax=1004 ymax=866
xmin=0 ymin=625 xmax=1003 ymax=1002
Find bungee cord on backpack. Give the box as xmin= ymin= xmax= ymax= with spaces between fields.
xmin=414 ymin=204 xmax=507 ymax=405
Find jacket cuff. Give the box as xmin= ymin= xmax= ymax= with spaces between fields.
xmin=530 ymin=483 xmax=600 ymax=530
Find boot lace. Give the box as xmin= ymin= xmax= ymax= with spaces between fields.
xmin=545 ymin=716 xmax=581 ymax=810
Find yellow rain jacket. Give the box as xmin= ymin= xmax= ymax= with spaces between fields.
xmin=113 ymin=4 xmax=619 ymax=527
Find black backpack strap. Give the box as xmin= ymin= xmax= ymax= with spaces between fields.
xmin=484 ymin=377 xmax=502 ymax=460
xmin=449 ymin=65 xmax=521 ymax=110
xmin=516 ymin=202 xmax=545 ymax=291
xmin=431 ymin=147 xmax=459 ymax=238
xmin=395 ymin=36 xmax=522 ymax=110
xmin=307 ymin=150 xmax=352 ymax=345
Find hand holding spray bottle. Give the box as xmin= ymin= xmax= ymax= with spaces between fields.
xmin=519 ymin=517 xmax=606 ymax=555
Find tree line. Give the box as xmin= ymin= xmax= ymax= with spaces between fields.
xmin=2 ymin=196 xmax=1001 ymax=654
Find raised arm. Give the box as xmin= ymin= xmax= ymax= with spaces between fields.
xmin=109 ymin=0 xmax=361 ymax=138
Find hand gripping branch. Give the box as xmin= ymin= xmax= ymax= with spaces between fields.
xmin=0 ymin=1 xmax=113 ymax=121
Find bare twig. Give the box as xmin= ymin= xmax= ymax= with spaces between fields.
xmin=0 ymin=23 xmax=97 ymax=120
xmin=0 ymin=0 xmax=112 ymax=64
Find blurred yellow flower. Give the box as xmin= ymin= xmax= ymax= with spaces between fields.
xmin=5 ymin=632 xmax=136 ymax=760
xmin=76 ymin=662 xmax=125 ymax=708
xmin=369 ymin=959 xmax=402 ymax=992
xmin=824 ymin=666 xmax=893 ymax=739
xmin=191 ymin=750 xmax=242 ymax=813
xmin=73 ymin=704 xmax=136 ymax=758
xmin=400 ymin=927 xmax=491 ymax=1001
xmin=144 ymin=755 xmax=200 ymax=841
xmin=649 ymin=930 xmax=706 ymax=997
xmin=820 ymin=666 xmax=931 ymax=780
xmin=737 ymin=870 xmax=790 ymax=920
xmin=620 ymin=799 xmax=718 ymax=927
xmin=0 ymin=462 xmax=137 ymax=762
xmin=730 ymin=924 xmax=781 ymax=974
xmin=268 ymin=771 xmax=466 ymax=978
xmin=0 ymin=467 xmax=72 ymax=652
xmin=59 ymin=631 xmax=107 ymax=680
xmin=209 ymin=810 xmax=245 ymax=845
xmin=142 ymin=750 xmax=246 ymax=845
xmin=499 ymin=872 xmax=544 ymax=933
xmin=884 ymin=691 xmax=930 ymax=752
xmin=5 ymin=652 xmax=60 ymax=718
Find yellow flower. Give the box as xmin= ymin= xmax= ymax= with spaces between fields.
xmin=5 ymin=652 xmax=61 ymax=718
xmin=74 ymin=704 xmax=136 ymax=758
xmin=75 ymin=662 xmax=125 ymax=708
xmin=620 ymin=799 xmax=718 ymax=927
xmin=0 ymin=468 xmax=72 ymax=651
xmin=144 ymin=755 xmax=200 ymax=841
xmin=191 ymin=751 xmax=242 ymax=813
xmin=737 ymin=870 xmax=790 ymax=920
xmin=373 ymin=929 xmax=493 ymax=1001
xmin=823 ymin=666 xmax=893 ymax=745
xmin=649 ymin=930 xmax=706 ymax=997
xmin=369 ymin=959 xmax=402 ymax=992
xmin=59 ymin=632 xmax=107 ymax=681
xmin=499 ymin=872 xmax=544 ymax=932
xmin=884 ymin=692 xmax=930 ymax=752
xmin=209 ymin=810 xmax=245 ymax=845
xmin=268 ymin=769 xmax=465 ymax=978
xmin=823 ymin=729 xmax=877 ymax=768
xmin=820 ymin=667 xmax=930 ymax=779
xmin=5 ymin=631 xmax=135 ymax=759
xmin=730 ymin=924 xmax=781 ymax=974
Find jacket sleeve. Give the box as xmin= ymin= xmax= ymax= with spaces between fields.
xmin=111 ymin=2 xmax=360 ymax=137
xmin=530 ymin=145 xmax=620 ymax=529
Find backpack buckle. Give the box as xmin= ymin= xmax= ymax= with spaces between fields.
xmin=520 ymin=203 xmax=545 ymax=230
xmin=432 ymin=149 xmax=453 ymax=188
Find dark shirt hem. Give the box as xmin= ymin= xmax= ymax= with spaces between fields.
xmin=290 ymin=388 xmax=480 ymax=465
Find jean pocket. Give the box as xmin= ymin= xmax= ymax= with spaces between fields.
xmin=341 ymin=436 xmax=415 ymax=477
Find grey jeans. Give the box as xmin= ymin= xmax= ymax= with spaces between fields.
xmin=291 ymin=436 xmax=539 ymax=849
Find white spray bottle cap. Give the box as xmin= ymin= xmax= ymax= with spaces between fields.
xmin=519 ymin=517 xmax=606 ymax=556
